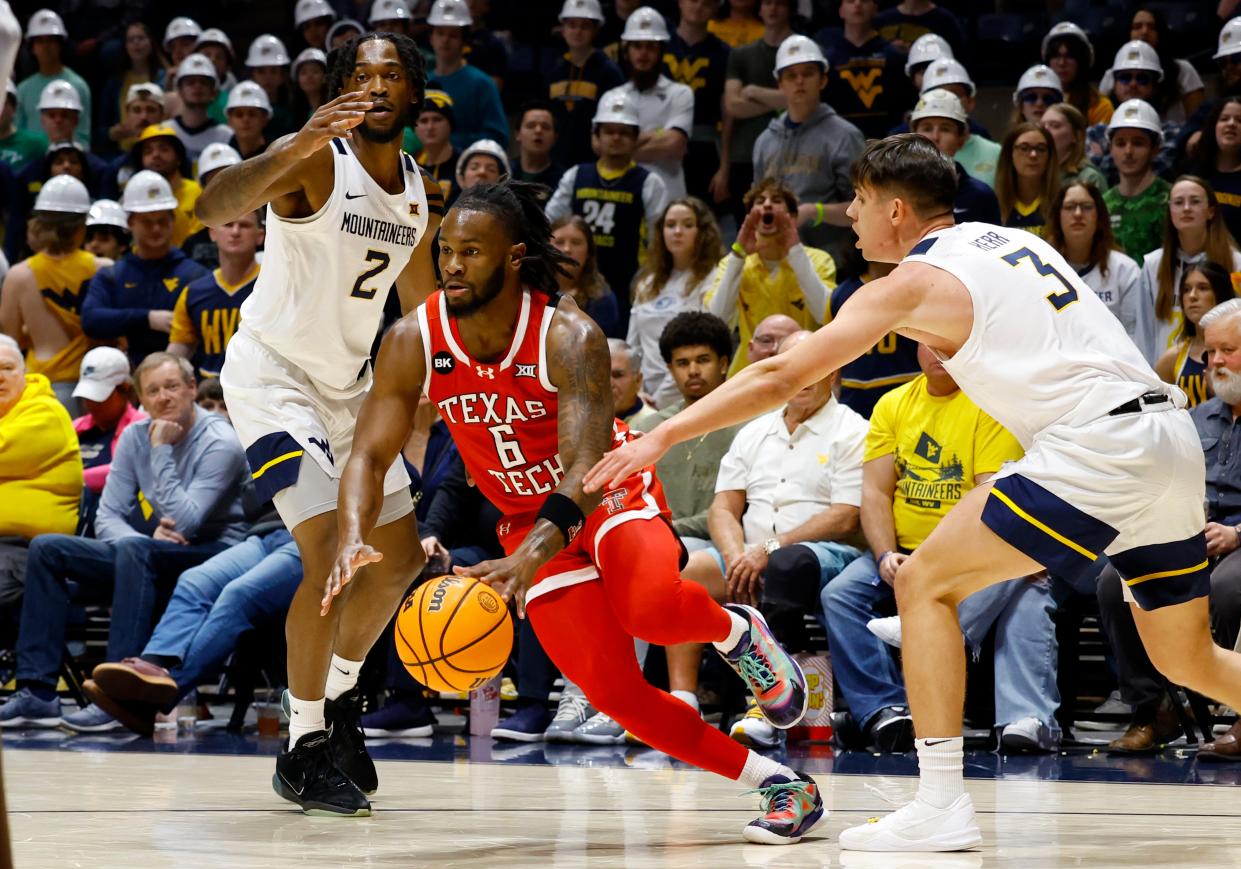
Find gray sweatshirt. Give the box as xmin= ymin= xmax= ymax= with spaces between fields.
xmin=96 ymin=408 xmax=249 ymax=546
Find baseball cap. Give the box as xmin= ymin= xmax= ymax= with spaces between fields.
xmin=73 ymin=347 xmax=132 ymax=402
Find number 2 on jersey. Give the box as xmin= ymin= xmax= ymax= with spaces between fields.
xmin=581 ymin=200 xmax=616 ymax=235
xmin=350 ymin=249 xmax=391 ymax=300
xmin=1001 ymin=247 xmax=1079 ymax=312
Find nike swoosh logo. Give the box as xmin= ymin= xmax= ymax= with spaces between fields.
xmin=923 ymin=738 xmax=955 ymax=746
xmin=345 ymin=192 xmax=366 ymax=200
xmin=333 ymin=665 xmax=350 ymax=674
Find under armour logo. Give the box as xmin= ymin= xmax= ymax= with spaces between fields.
xmin=476 ymin=365 xmax=495 ymax=379
xmin=515 ymin=363 xmax=537 ymax=378
xmin=602 ymin=491 xmax=626 ymax=515
xmin=498 ymin=521 xmax=511 ymax=536
xmin=308 ymin=437 xmax=335 ymax=465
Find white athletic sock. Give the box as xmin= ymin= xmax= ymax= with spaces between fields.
xmin=671 ymin=689 xmax=699 ymax=712
xmin=325 ymin=654 xmax=363 ymax=701
xmin=914 ymin=736 xmax=965 ymax=808
xmin=712 ymin=610 xmax=750 ymax=654
xmin=287 ymin=695 xmax=326 ymax=750
xmin=738 ymin=750 xmax=798 ymax=788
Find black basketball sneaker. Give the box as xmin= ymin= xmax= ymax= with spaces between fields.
xmin=273 ymin=730 xmax=372 ymax=817
xmin=326 ymin=687 xmax=378 ymax=795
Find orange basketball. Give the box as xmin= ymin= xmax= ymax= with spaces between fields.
xmin=395 ymin=575 xmax=513 ymax=693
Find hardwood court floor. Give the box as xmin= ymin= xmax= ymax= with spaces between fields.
xmin=8 ymin=744 xmax=1241 ymax=868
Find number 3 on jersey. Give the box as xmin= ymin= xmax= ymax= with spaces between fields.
xmin=350 ymin=249 xmax=391 ymax=300
xmin=1001 ymin=247 xmax=1078 ymax=312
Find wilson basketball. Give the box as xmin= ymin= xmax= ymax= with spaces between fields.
xmin=396 ymin=575 xmax=513 ymax=693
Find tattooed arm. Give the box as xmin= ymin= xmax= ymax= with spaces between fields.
xmin=454 ymin=299 xmax=614 ymax=615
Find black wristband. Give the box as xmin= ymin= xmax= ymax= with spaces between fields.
xmin=537 ymin=493 xmax=586 ymax=545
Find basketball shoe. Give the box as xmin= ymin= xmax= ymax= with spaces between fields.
xmin=742 ymin=771 xmax=825 ymax=844
xmin=718 ymin=604 xmax=807 ymax=730
xmin=838 ymin=793 xmax=982 ymax=851
xmin=273 ymin=730 xmax=372 ymax=817
xmin=322 ymin=688 xmax=378 ymax=794
xmin=730 ymin=702 xmax=785 ymax=749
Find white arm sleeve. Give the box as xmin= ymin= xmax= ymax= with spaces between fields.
xmin=545 ymin=166 xmax=577 ymax=222
xmin=707 ymin=254 xmax=743 ymax=325
xmin=786 ymin=244 xmax=829 ymax=323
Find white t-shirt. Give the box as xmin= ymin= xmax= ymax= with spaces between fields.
xmin=1073 ymin=249 xmax=1142 ymax=345
xmin=599 ymin=76 xmax=694 ymax=199
xmin=715 ymin=397 xmax=868 ymax=544
xmin=627 ymin=268 xmax=712 ymax=408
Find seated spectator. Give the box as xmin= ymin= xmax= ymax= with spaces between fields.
xmin=547 ymin=0 xmax=625 ymax=167
xmin=104 ymin=83 xmax=165 ymax=164
xmin=162 ymin=18 xmax=202 ymax=88
xmin=290 ymin=48 xmax=329 ymax=122
xmin=181 ymin=144 xmax=243 ymax=269
xmin=1154 ymin=263 xmax=1236 ymax=407
xmin=1103 ymin=99 xmax=1170 ymax=265
xmin=0 ymin=175 xmax=109 ymax=410
xmin=1042 ymin=22 xmax=1112 ymax=126
xmin=415 ymin=91 xmax=459 ymax=204
xmin=1086 ymin=42 xmax=1179 ymax=185
xmin=326 ymin=19 xmax=364 ymax=52
xmin=295 ymin=0 xmax=336 ymax=50
xmin=15 ymin=10 xmax=91 ymax=145
xmin=815 ymin=0 xmax=909 ymax=141
xmin=427 ymin=0 xmax=508 ymax=150
xmin=628 ymin=197 xmax=722 ymax=407
xmin=168 ymin=210 xmax=263 ymax=379
xmin=1135 ymin=176 xmax=1241 ymax=363
xmin=1188 ymin=98 xmax=1241 ymax=246
xmin=195 ymin=29 xmax=239 ymax=115
xmin=0 ymin=83 xmax=46 ymax=169
xmin=513 ymin=101 xmax=563 ymax=190
xmin=95 ymin=23 xmax=165 ymax=159
xmin=608 ymin=338 xmax=659 ymax=428
xmin=1041 ymin=103 xmax=1108 ymax=192
xmin=167 ymin=54 xmax=232 ymax=169
xmin=125 ymin=125 xmax=204 ymax=249
xmin=909 ymin=90 xmax=1000 ymax=225
xmin=874 ymin=0 xmax=963 ymax=55
xmin=708 ymin=0 xmax=762 ymax=48
xmin=1099 ymin=7 xmax=1204 ymax=125
xmin=600 ymin=7 xmax=693 ymax=199
xmin=917 ymin=58 xmax=998 ymax=189
xmin=675 ymin=330 xmax=866 ymax=747
xmin=753 ymin=35 xmax=863 ymax=264
xmin=455 ymin=139 xmax=510 ymax=192
xmin=664 ymin=0 xmax=730 ymax=199
xmin=995 ymin=122 xmax=1059 ymax=238
xmin=224 ymin=82 xmax=271 ymax=161
xmin=901 ymin=32 xmax=950 ymax=95
xmin=1046 ymin=181 xmax=1142 ymax=341
xmin=71 ymin=347 xmax=146 ymax=497
xmin=195 ymin=378 xmax=227 ymax=419
xmin=830 ymin=260 xmax=919 ymax=418
xmin=706 ymin=177 xmax=834 ymax=375
xmin=0 ymin=352 xmax=247 ymax=732
xmin=82 ymin=171 xmax=210 ymax=367
xmin=823 ymin=344 xmax=1060 ymax=754
xmin=550 ymin=215 xmax=620 ymax=336
xmin=83 ymin=199 xmax=131 ymax=261
xmin=243 ymin=36 xmax=296 ymax=141
xmin=547 ymin=94 xmax=668 ymax=331
xmin=1011 ymin=64 xmax=1062 ymax=127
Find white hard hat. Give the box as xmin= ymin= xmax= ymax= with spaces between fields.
xmin=195 ymin=28 xmax=234 ymax=56
xmin=86 ymin=199 xmax=128 ymax=230
xmin=122 ymin=169 xmax=178 ymax=214
xmin=163 ymin=16 xmax=202 ymax=49
xmin=904 ymin=33 xmax=952 ymax=76
xmin=456 ymin=139 xmax=511 ymax=186
xmin=295 ymin=0 xmax=336 ymax=28
xmin=773 ymin=34 xmax=828 ymax=76
xmin=910 ymin=89 xmax=967 ymax=127
xmin=1216 ymin=17 xmax=1241 ymax=60
xmin=33 ymin=174 xmax=90 ymax=214
xmin=1042 ymin=21 xmax=1095 ymax=70
xmin=292 ymin=48 xmax=328 ymax=78
xmin=426 ymin=0 xmax=469 ymax=27
xmin=177 ymin=53 xmax=219 ymax=85
xmin=1012 ymin=64 xmax=1062 ymax=104
xmin=1107 ymin=98 xmax=1163 ymax=146
xmin=559 ymin=0 xmax=605 ymax=23
xmin=38 ymin=80 xmax=82 ymax=112
xmin=592 ymin=92 xmax=639 ymax=128
xmin=1111 ymin=39 xmax=1162 ymax=79
xmin=26 ymin=8 xmax=66 ymax=40
xmin=197 ymin=143 xmax=242 ymax=182
xmin=245 ymin=34 xmax=291 ymax=68
xmin=620 ymin=6 xmax=670 ymax=42
xmin=326 ymin=19 xmax=364 ymax=47
xmin=920 ymin=58 xmax=975 ymax=97
xmin=126 ymin=81 xmax=165 ymax=106
xmin=226 ymin=81 xmax=273 ymax=115
xmin=73 ymin=347 xmax=132 ymax=402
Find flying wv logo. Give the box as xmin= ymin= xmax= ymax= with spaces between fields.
xmin=839 ymin=67 xmax=884 ymax=109
xmin=39 ymin=286 xmax=81 ymax=313
xmin=308 ymin=437 xmax=335 ymax=465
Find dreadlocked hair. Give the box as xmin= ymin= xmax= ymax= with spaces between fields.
xmin=453 ymin=181 xmax=578 ymax=295
xmin=326 ymin=31 xmax=427 ymax=111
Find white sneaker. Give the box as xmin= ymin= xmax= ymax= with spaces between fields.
xmin=729 ymin=704 xmax=784 ymax=749
xmin=839 ymin=793 xmax=982 ymax=852
xmin=866 ymin=616 xmax=902 ymax=648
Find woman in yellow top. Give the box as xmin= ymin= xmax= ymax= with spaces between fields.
xmin=0 ymin=176 xmax=111 ymax=410
xmin=1154 ymin=262 xmax=1235 ymax=408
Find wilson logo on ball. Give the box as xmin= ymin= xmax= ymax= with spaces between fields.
xmin=428 ymin=579 xmax=456 ymax=613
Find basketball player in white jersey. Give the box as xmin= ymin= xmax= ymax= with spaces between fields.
xmin=588 ymin=134 xmax=1241 ymax=852
xmin=195 ymin=34 xmax=441 ymax=817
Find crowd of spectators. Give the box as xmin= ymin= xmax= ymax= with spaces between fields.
xmin=2 ymin=0 xmax=1241 ymax=762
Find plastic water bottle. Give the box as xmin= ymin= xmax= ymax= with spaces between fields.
xmin=468 ymin=676 xmax=501 ymax=737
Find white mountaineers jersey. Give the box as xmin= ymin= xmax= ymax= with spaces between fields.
xmin=903 ymin=222 xmax=1174 ymax=448
xmin=239 ymin=139 xmax=430 ymax=391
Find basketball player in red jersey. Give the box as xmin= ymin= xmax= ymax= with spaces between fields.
xmin=329 ymin=181 xmax=824 ymax=844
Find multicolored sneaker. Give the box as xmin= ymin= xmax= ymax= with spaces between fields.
xmin=742 ymin=771 xmax=825 ymax=845
xmin=718 ymin=604 xmax=807 ymax=730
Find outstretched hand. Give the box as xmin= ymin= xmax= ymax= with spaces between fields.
xmin=323 ymin=537 xmax=383 ymax=616
xmin=292 ymin=90 xmax=373 ymax=159
xmin=584 ymin=427 xmax=670 ymax=493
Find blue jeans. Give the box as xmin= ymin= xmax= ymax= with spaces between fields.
xmin=142 ymin=530 xmax=302 ymax=704
xmin=16 ymin=534 xmax=228 ymax=687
